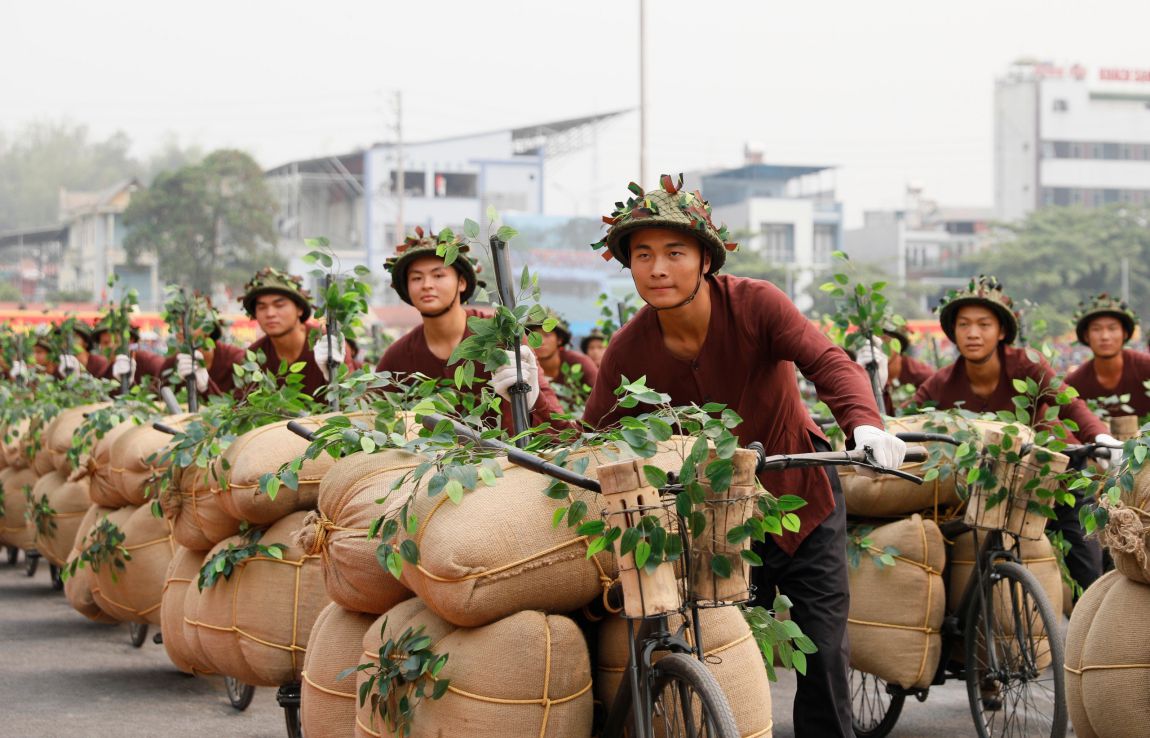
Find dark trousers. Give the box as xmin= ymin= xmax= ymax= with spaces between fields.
xmin=751 ymin=445 xmax=852 ymax=738
xmin=1047 ymin=484 xmax=1103 ymax=595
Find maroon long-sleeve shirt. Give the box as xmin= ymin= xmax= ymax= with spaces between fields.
xmin=912 ymin=345 xmax=1108 ymax=441
xmin=247 ymin=333 xmax=358 ymax=399
xmin=159 ymin=342 xmax=247 ymax=398
xmin=376 ymin=308 xmax=566 ymax=430
xmin=583 ymin=274 xmax=884 ymax=555
xmin=1065 ymin=349 xmax=1150 ymax=419
xmin=553 ymin=348 xmax=599 ymax=391
xmin=98 ymin=349 xmax=166 ymax=392
xmin=883 ymin=354 xmax=936 ymax=415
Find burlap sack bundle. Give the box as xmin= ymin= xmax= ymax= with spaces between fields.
xmin=301 ymin=449 xmax=425 ymax=615
xmin=357 ymin=605 xmax=591 ymax=738
xmin=47 ymin=403 xmax=111 ymax=475
xmin=1064 ymin=570 xmax=1150 ymax=738
xmin=87 ymin=420 xmax=140 ymax=508
xmin=192 ymin=510 xmax=330 ymax=687
xmin=841 ymin=416 xmax=1034 ymax=518
xmin=218 ymin=416 xmax=345 ymax=524
xmin=161 ymin=463 xmax=242 ymax=552
xmin=1100 ymin=463 xmax=1150 ymax=584
xmin=0 ymin=416 xmax=32 ymax=469
xmin=108 ymin=413 xmax=195 ymax=507
xmin=301 ymin=602 xmax=380 ymax=738
xmin=30 ymin=416 xmax=58 ymax=476
xmin=0 ymin=466 xmax=40 ymax=548
xmin=596 ymin=607 xmax=773 ymax=738
xmin=64 ymin=504 xmax=129 ymax=624
xmin=847 ymin=514 xmax=945 ymax=689
xmin=160 ymin=545 xmax=216 ymax=675
xmin=90 ymin=503 xmax=176 ymax=625
xmin=181 ymin=549 xmax=230 ymax=679
xmin=947 ymin=531 xmax=1063 ymax=616
xmin=31 ymin=471 xmax=91 ymax=567
xmin=399 ymin=440 xmax=686 ymax=628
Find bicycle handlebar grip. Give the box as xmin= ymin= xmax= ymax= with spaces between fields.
xmin=151 ymin=422 xmax=180 ymax=436
xmin=903 ymin=446 xmax=928 ymax=464
xmin=286 ymin=420 xmax=317 ymax=442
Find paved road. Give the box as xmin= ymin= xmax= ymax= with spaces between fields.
xmin=0 ymin=549 xmax=1053 ymax=737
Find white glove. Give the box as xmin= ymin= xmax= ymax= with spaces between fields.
xmin=491 ymin=346 xmax=541 ymax=409
xmin=313 ymin=334 xmax=345 ymax=381
xmin=8 ymin=360 xmax=27 ymax=380
xmin=853 ymin=424 xmax=908 ymax=478
xmin=176 ymin=351 xmax=210 ymax=393
xmin=58 ymin=354 xmax=82 ymax=377
xmin=855 ymin=339 xmax=889 ymax=388
xmin=1094 ymin=433 xmax=1123 ymax=472
xmin=112 ymin=354 xmax=136 ymax=382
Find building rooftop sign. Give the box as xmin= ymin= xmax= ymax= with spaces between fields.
xmin=1099 ymin=67 xmax=1150 ymax=83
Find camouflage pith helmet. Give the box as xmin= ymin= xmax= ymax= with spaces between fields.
xmin=1074 ymin=293 xmax=1138 ymax=344
xmin=936 ymin=275 xmax=1020 ymax=345
xmin=240 ymin=267 xmax=313 ymax=322
xmin=580 ymin=327 xmax=606 ymax=354
xmin=527 ymin=306 xmax=572 ymax=347
xmin=90 ymin=313 xmax=140 ymax=343
xmin=881 ymin=320 xmax=911 ymax=354
xmin=592 ymin=174 xmax=738 ymax=275
xmin=384 ymin=226 xmax=484 ymax=306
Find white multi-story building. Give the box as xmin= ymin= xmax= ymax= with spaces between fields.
xmin=995 ymin=59 xmax=1150 ymax=222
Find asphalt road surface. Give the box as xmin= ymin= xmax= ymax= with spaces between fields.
xmin=0 ymin=549 xmax=1047 ymax=737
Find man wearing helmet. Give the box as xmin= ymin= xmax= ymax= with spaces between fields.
xmin=161 ymin=295 xmax=246 ymax=398
xmin=913 ymin=276 xmax=1119 ymax=592
xmin=526 ymin=307 xmax=599 ymax=391
xmin=583 ymin=175 xmax=907 ymax=738
xmin=91 ymin=314 xmax=166 ymax=390
xmin=240 ymin=267 xmax=356 ymax=399
xmin=854 ymin=322 xmax=936 ymax=415
xmin=1066 ymin=294 xmax=1150 ymax=420
xmin=376 ymin=228 xmax=564 ymax=428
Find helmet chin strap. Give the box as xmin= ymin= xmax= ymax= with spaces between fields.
xmin=647 ymin=263 xmax=707 ymax=313
xmin=418 ymin=289 xmax=461 ymax=319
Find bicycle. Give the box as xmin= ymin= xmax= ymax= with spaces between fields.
xmin=850 ymin=435 xmax=1117 ymax=738
xmin=420 ymin=413 xmax=926 ymax=738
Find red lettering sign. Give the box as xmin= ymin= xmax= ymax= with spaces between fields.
xmin=1099 ymin=68 xmax=1150 ymax=83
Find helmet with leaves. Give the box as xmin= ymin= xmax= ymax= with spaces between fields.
xmin=384 ymin=226 xmax=485 ymax=306
xmin=936 ymin=275 xmax=1020 ymax=345
xmin=240 ymin=267 xmax=313 ymax=322
xmin=1074 ymin=293 xmax=1138 ymax=344
xmin=592 ymin=174 xmax=738 ymax=275
xmin=527 ymin=306 xmax=572 ymax=347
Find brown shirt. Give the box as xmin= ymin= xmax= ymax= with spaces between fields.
xmin=160 ymin=342 xmax=247 ymax=398
xmin=247 ymin=333 xmax=358 ymax=399
xmin=553 ymin=348 xmax=599 ymax=391
xmin=83 ymin=353 xmax=109 ymax=378
xmin=913 ymin=345 xmax=1108 ymax=441
xmin=583 ymin=274 xmax=884 ymax=555
xmin=98 ymin=349 xmax=166 ymax=392
xmin=376 ymin=308 xmax=566 ymax=430
xmin=1066 ymin=348 xmax=1150 ymax=419
xmin=883 ymin=354 xmax=936 ymax=415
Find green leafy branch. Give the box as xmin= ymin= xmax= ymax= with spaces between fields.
xmin=846 ymin=525 xmax=900 ymax=569
xmin=64 ymin=517 xmax=131 ymax=582
xmin=197 ymin=527 xmax=286 ymax=590
xmin=26 ymin=488 xmax=57 ymax=540
xmin=744 ymin=595 xmax=818 ymax=680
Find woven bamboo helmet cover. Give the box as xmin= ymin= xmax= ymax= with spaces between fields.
xmin=384 ymin=226 xmax=484 ymax=305
xmin=1074 ymin=293 xmax=1138 ymax=344
xmin=593 ymin=174 xmax=738 ymax=275
xmin=526 ymin=306 xmax=572 ymax=346
xmin=240 ymin=267 xmax=313 ymax=322
xmin=937 ymin=275 xmax=1020 ymax=345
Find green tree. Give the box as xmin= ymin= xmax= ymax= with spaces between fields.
xmin=969 ymin=205 xmax=1150 ymax=336
xmin=123 ymin=149 xmax=280 ymax=293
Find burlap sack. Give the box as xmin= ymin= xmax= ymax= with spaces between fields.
xmin=301 ymin=602 xmax=379 ymax=738
xmin=356 ymin=599 xmax=458 ymax=738
xmin=1064 ymin=571 xmax=1150 ymax=738
xmin=160 ymin=545 xmax=216 ymax=675
xmin=192 ymin=510 xmax=329 ymax=687
xmin=0 ymin=466 xmax=40 ymax=549
xmin=47 ymin=403 xmax=110 ymax=475
xmin=218 ymin=416 xmax=347 ymax=525
xmin=398 ymin=440 xmax=686 ymax=628
xmin=181 ymin=548 xmax=237 ymax=680
xmin=301 ymin=450 xmax=423 ymax=615
xmin=841 ymin=416 xmax=1035 ymax=518
xmin=64 ymin=504 xmax=131 ymax=624
xmin=847 ymin=514 xmax=945 ymax=689
xmin=1100 ymin=464 xmax=1150 ymax=584
xmin=162 ymin=463 xmax=242 ymax=552
xmin=597 ymin=607 xmax=773 ymax=738
xmin=357 ymin=606 xmax=591 ymax=738
xmin=1 ymin=416 xmax=32 ymax=469
xmin=31 ymin=471 xmax=91 ymax=567
xmin=30 ymin=416 xmax=58 ymax=476
xmin=87 ymin=420 xmax=139 ymax=508
xmin=108 ymin=413 xmax=195 ymax=507
xmin=90 ymin=504 xmax=176 ymax=625
xmin=947 ymin=531 xmax=1064 ymax=615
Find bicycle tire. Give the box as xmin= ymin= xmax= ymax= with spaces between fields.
xmin=282 ymin=703 xmax=302 ymax=738
xmin=6 ymin=546 xmax=19 ymax=565
xmin=25 ymin=552 xmax=39 ymax=578
xmin=49 ymin=564 xmax=63 ymax=591
xmin=964 ymin=560 xmax=1066 ymax=738
xmin=128 ymin=622 xmax=149 ymax=648
xmin=602 ymin=652 xmax=740 ymax=738
xmin=850 ymin=668 xmax=906 ymax=738
xmin=225 ymin=676 xmax=256 ymax=711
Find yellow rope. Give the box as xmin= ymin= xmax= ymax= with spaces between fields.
xmin=847 ymin=617 xmax=940 ymax=635
xmin=301 ymin=670 xmax=354 ymax=699
xmin=1066 ymin=662 xmax=1150 ymax=675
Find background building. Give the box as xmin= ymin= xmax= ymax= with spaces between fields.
xmin=995 ymin=59 xmax=1150 ymax=222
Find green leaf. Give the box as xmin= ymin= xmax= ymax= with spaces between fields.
xmin=444 ymin=479 xmax=465 ymax=504
xmin=710 ymin=555 xmax=733 ymax=578
xmin=643 ymin=465 xmax=668 ymax=489
xmin=634 ymin=540 xmax=652 ymax=569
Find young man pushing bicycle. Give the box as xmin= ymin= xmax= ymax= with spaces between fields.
xmin=583 ymin=175 xmax=907 ymax=738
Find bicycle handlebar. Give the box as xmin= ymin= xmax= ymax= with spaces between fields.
xmin=896 ymin=431 xmax=961 ymax=446
xmin=747 ymin=442 xmax=929 ymax=483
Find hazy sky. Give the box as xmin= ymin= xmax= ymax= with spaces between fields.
xmin=4 ymin=0 xmax=1149 ymax=226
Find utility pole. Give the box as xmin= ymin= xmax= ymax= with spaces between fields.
xmin=394 ymin=91 xmax=405 ymax=245
xmin=1122 ymin=256 xmax=1131 ymax=302
xmin=638 ymin=0 xmax=648 ymax=185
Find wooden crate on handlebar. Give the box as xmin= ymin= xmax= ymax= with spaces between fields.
xmin=964 ymin=428 xmax=1070 ymax=541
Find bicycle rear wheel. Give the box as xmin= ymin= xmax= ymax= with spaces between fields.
xmin=850 ymin=668 xmax=906 ymax=738
xmin=225 ymin=676 xmax=255 ymax=711
xmin=602 ymin=652 xmax=739 ymax=738
xmin=964 ymin=560 xmax=1066 ymax=738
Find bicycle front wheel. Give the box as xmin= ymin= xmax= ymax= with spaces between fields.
xmin=602 ymin=652 xmax=739 ymax=738
xmin=850 ymin=668 xmax=906 ymax=738
xmin=964 ymin=560 xmax=1066 ymax=738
